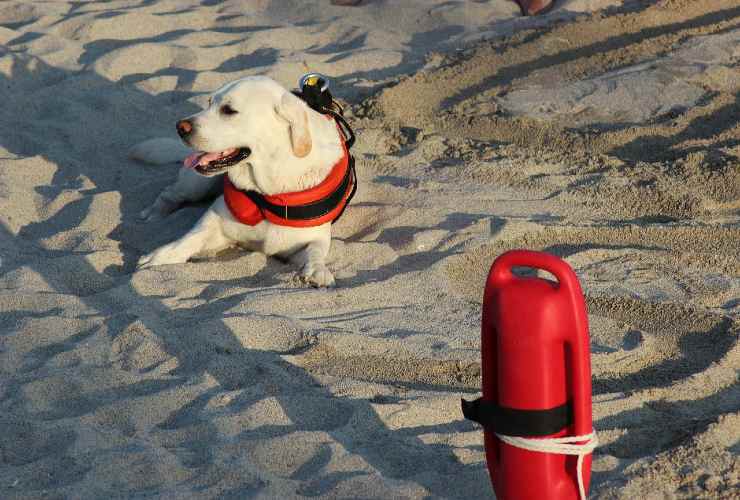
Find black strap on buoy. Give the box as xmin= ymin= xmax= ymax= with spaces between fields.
xmin=461 ymin=398 xmax=573 ymax=437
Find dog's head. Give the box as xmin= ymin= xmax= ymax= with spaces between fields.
xmin=176 ymin=76 xmax=313 ymax=177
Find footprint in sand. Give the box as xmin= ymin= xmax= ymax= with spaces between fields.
xmin=111 ymin=319 xmax=174 ymax=374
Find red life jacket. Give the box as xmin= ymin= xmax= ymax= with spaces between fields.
xmin=223 ymin=123 xmax=356 ymax=228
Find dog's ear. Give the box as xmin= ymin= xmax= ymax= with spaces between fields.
xmin=275 ymin=92 xmax=312 ymax=158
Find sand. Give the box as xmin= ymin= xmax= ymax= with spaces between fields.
xmin=0 ymin=0 xmax=738 ymax=498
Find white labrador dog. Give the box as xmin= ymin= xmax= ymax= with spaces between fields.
xmin=132 ymin=76 xmax=351 ymax=287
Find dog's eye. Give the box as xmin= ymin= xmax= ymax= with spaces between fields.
xmin=220 ymin=104 xmax=238 ymax=115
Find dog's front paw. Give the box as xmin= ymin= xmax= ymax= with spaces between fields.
xmin=136 ymin=252 xmax=157 ymax=270
xmin=138 ymin=198 xmax=179 ymax=222
xmin=137 ymin=246 xmax=186 ymax=270
xmin=138 ymin=206 xmax=160 ymax=222
xmin=300 ymin=262 xmax=335 ymax=288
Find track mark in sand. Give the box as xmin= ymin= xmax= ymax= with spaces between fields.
xmin=445 ymin=223 xmax=740 ymax=302
xmin=111 ymin=318 xmax=174 ymax=374
xmin=0 ymin=3 xmax=40 ymax=31
xmin=0 ymin=416 xmax=76 ymax=466
xmin=223 ymin=314 xmax=314 ymax=354
xmin=248 ymin=434 xmax=333 ymax=479
xmin=296 ymin=342 xmax=480 ymax=391
xmin=588 ymin=296 xmax=738 ymax=395
xmin=0 ymin=416 xmax=89 ymax=493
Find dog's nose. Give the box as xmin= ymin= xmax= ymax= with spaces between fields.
xmin=176 ymin=119 xmax=193 ymax=138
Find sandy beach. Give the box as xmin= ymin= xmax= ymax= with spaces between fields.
xmin=0 ymin=0 xmax=738 ymax=498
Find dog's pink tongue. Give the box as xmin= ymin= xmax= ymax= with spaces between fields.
xmin=199 ymin=151 xmax=229 ymax=165
xmin=184 ymin=149 xmax=238 ymax=169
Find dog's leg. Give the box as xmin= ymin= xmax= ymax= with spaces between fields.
xmin=137 ymin=208 xmax=233 ymax=269
xmin=140 ymin=168 xmax=222 ymax=221
xmin=293 ymin=237 xmax=335 ymax=287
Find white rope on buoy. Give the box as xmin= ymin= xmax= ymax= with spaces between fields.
xmin=495 ymin=432 xmax=599 ymax=500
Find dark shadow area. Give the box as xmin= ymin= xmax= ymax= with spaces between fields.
xmin=543 ymin=242 xmax=668 ymax=257
xmin=214 ymin=48 xmax=280 ymax=73
xmin=339 ymin=212 xmax=501 ymax=288
xmin=329 ymin=25 xmax=470 ymax=101
xmin=609 ymin=91 xmax=740 ymax=163
xmin=306 ymin=32 xmax=368 ymax=55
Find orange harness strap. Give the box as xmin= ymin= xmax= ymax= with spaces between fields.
xmin=223 ymin=127 xmax=355 ymax=228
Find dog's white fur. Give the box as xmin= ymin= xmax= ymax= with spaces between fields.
xmin=133 ymin=76 xmax=345 ymax=287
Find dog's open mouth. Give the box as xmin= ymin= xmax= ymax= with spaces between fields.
xmin=184 ymin=147 xmax=251 ymax=176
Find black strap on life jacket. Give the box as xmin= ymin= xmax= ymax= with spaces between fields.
xmin=243 ymin=155 xmax=355 ymax=222
xmin=232 ymin=76 xmax=358 ymax=226
xmin=461 ymin=398 xmax=573 ymax=437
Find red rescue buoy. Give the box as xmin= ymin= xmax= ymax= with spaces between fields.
xmin=462 ymin=249 xmax=596 ymax=500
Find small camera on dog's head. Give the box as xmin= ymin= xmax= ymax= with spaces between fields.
xmin=297 ymin=73 xmax=334 ymax=112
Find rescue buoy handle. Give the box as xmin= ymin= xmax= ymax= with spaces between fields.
xmin=488 ymin=249 xmax=580 ymax=293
